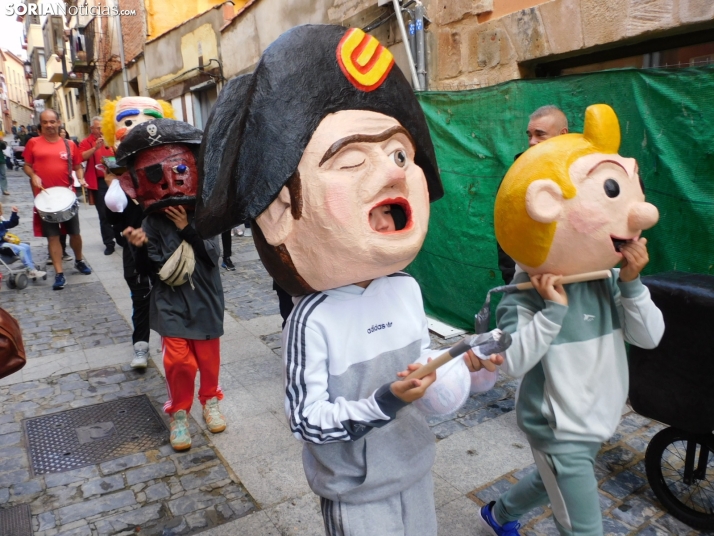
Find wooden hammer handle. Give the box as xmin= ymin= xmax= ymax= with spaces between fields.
xmin=514 ymin=269 xmax=611 ymax=290
xmin=404 ymin=350 xmax=453 ymax=381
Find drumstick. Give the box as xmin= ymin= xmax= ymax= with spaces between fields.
xmin=404 ymin=330 xmax=512 ymax=381
xmin=81 ymin=185 xmax=87 ymax=205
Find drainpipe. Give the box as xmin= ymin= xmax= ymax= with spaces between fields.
xmin=408 ymin=14 xmax=417 ymax=75
xmin=392 ymin=0 xmax=421 ymax=91
xmin=415 ymin=1 xmax=427 ymax=90
xmin=115 ymin=0 xmax=130 ymax=97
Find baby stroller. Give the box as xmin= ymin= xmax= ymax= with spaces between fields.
xmin=629 ymin=271 xmax=714 ymax=530
xmin=12 ymin=145 xmax=25 ymax=168
xmin=0 ymin=243 xmax=46 ymax=289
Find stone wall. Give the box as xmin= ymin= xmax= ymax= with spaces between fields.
xmin=429 ymin=0 xmax=714 ymax=90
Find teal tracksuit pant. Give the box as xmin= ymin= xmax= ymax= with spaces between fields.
xmin=494 ymin=441 xmax=603 ymax=536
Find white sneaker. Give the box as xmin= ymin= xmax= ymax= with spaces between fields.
xmin=243 ymin=228 xmax=252 ymax=237
xmin=28 ymin=269 xmax=46 ymax=278
xmin=131 ymin=341 xmax=149 ymax=369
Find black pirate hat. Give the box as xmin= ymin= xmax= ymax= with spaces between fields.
xmin=115 ymin=119 xmax=203 ymax=166
xmin=195 ymin=24 xmax=443 ymax=238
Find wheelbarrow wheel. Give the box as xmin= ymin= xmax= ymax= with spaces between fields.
xmin=645 ymin=427 xmax=714 ymax=530
xmin=15 ymin=273 xmax=28 ymax=290
xmin=7 ymin=274 xmax=16 ymax=289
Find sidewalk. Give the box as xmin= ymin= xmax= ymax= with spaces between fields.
xmin=0 ymin=170 xmax=703 ymax=535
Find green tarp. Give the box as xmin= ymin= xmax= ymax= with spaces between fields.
xmin=408 ymin=66 xmax=714 ymax=331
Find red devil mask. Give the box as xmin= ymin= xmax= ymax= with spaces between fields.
xmin=119 ymin=144 xmax=198 ymax=214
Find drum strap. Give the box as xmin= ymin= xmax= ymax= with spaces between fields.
xmin=62 ymin=138 xmax=72 ymax=188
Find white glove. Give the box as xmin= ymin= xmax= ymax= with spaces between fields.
xmin=105 ymin=178 xmax=128 ymax=213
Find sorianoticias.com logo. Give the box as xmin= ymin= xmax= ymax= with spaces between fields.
xmin=5 ymin=3 xmax=136 ymax=16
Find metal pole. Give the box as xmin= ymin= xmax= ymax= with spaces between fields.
xmin=408 ymin=15 xmax=417 ymax=75
xmin=392 ymin=0 xmax=421 ymax=91
xmin=115 ymin=0 xmax=130 ymax=97
xmin=415 ymin=1 xmax=427 ymax=90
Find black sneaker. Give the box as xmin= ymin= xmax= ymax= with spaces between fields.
xmin=53 ymin=273 xmax=66 ymax=290
xmin=221 ymin=258 xmax=236 ymax=271
xmin=104 ymin=245 xmax=115 ymax=255
xmin=75 ymin=260 xmax=92 ymax=275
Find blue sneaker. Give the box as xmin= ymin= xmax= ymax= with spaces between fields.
xmin=480 ymin=502 xmax=521 ymax=536
xmin=53 ymin=273 xmax=66 ymax=290
xmin=75 ymin=260 xmax=92 ymax=275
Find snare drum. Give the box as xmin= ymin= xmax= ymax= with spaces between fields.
xmin=34 ymin=187 xmax=79 ymax=223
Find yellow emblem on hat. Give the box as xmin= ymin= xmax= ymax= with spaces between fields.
xmin=337 ymin=28 xmax=395 ymax=92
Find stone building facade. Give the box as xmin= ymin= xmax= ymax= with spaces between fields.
xmin=428 ymin=0 xmax=714 ymax=91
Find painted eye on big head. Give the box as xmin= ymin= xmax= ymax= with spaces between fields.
xmin=604 ymin=178 xmax=620 ymax=198
xmin=172 ymin=164 xmax=188 ymax=174
xmin=391 ymin=149 xmax=407 ymax=168
xmin=124 ymin=120 xmax=133 ymax=127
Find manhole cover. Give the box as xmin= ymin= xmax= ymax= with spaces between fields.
xmin=24 ymin=395 xmax=169 ymax=475
xmin=0 ymin=504 xmax=32 ymax=536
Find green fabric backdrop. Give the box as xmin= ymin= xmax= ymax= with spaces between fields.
xmin=407 ymin=66 xmax=714 ymax=331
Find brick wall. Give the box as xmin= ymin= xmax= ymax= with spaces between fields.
xmin=120 ymin=0 xmax=146 ymax=64
xmin=97 ymin=0 xmax=146 ymax=89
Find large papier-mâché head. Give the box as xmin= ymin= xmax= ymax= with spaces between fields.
xmin=115 ymin=119 xmax=203 ymax=215
xmin=102 ymin=96 xmax=175 ymax=149
xmin=196 ymin=25 xmax=443 ymax=295
xmin=494 ymin=104 xmax=659 ymax=276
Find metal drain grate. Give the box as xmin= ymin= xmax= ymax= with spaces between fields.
xmin=24 ymin=395 xmax=169 ymax=475
xmin=0 ymin=504 xmax=33 ymax=536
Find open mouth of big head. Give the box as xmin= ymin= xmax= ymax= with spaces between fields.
xmin=369 ymin=197 xmax=412 ymax=233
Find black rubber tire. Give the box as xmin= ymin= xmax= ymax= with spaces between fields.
xmin=7 ymin=274 xmax=16 ymax=289
xmin=645 ymin=427 xmax=714 ymax=530
xmin=15 ymin=273 xmax=28 ymax=290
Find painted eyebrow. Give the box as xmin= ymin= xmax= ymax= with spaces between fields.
xmin=319 ymin=126 xmax=413 ymax=167
xmin=586 ymin=159 xmax=629 ymax=177
xmin=116 ymin=109 xmax=140 ymax=121
xmin=143 ymin=109 xmax=163 ymax=118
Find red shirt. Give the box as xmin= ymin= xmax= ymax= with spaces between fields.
xmin=79 ymin=134 xmax=115 ymax=190
xmin=24 ymin=136 xmax=83 ymax=191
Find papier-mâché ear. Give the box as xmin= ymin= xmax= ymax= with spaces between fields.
xmin=525 ymin=179 xmax=564 ymax=224
xmin=255 ymin=186 xmax=294 ymax=246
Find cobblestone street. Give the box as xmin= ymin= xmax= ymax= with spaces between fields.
xmin=0 ymin=169 xmax=711 ymax=535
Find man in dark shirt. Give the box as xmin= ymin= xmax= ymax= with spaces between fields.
xmin=497 ymin=105 xmax=569 ymax=283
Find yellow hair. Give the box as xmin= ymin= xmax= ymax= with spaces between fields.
xmin=100 ymin=97 xmax=175 ymax=148
xmin=101 ymin=99 xmax=118 ymax=147
xmin=494 ymin=104 xmax=621 ymax=268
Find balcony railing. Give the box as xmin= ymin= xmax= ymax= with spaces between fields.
xmin=69 ymin=18 xmax=95 ymax=74
xmin=61 ymin=55 xmax=84 ymax=89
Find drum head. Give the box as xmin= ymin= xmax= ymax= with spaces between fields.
xmin=34 ymin=187 xmax=76 ymax=212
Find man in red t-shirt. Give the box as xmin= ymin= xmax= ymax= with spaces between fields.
xmin=80 ymin=116 xmax=117 ymax=255
xmin=23 ymin=109 xmax=92 ymax=290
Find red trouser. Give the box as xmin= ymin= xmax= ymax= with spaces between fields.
xmin=162 ymin=337 xmax=223 ymax=414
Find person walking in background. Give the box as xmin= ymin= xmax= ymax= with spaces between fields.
xmin=80 ymin=117 xmax=118 ymax=255
xmin=0 ymin=140 xmax=8 ymax=195
xmin=105 ymin=181 xmax=152 ymax=369
xmin=220 ymin=230 xmax=235 ymax=271
xmin=23 ymin=109 xmax=92 ymax=290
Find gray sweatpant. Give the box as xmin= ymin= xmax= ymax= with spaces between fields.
xmin=319 ymin=471 xmax=436 ymax=536
xmin=494 ymin=441 xmax=602 ymax=536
